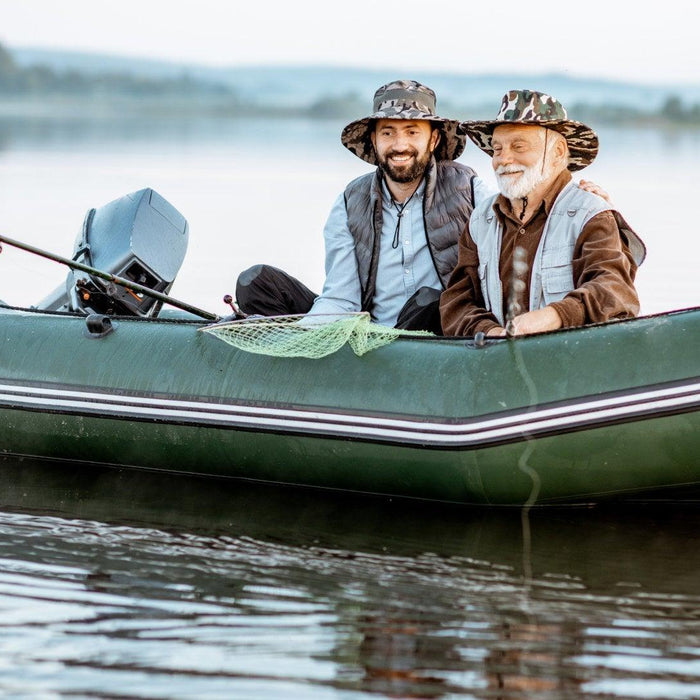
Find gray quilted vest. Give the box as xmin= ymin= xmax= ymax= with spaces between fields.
xmin=343 ymin=158 xmax=477 ymax=311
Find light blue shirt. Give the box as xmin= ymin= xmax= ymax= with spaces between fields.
xmin=309 ymin=175 xmax=493 ymax=326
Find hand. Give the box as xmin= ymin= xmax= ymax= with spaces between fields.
xmin=486 ymin=326 xmax=507 ymax=337
xmin=578 ymin=179 xmax=612 ymax=204
xmin=504 ymin=307 xmax=562 ymax=336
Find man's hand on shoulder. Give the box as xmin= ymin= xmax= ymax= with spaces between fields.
xmin=578 ymin=179 xmax=612 ymax=205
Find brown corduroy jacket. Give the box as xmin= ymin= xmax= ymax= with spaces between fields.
xmin=440 ymin=171 xmax=640 ymax=337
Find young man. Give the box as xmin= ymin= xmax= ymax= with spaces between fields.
xmin=235 ymin=80 xmax=484 ymax=333
xmin=440 ymin=89 xmax=646 ymax=337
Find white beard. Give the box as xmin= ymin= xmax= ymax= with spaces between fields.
xmin=495 ymin=160 xmax=553 ymax=200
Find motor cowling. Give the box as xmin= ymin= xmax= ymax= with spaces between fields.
xmin=37 ymin=188 xmax=189 ymax=317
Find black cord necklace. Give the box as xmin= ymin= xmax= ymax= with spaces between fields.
xmin=519 ymin=196 xmax=528 ymax=221
xmin=391 ymin=186 xmax=420 ymax=249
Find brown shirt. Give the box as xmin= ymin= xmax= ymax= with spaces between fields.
xmin=440 ymin=170 xmax=640 ymax=336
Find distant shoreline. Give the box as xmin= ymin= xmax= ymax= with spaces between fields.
xmin=3 ymin=40 xmax=700 ymax=128
xmin=0 ymin=94 xmax=699 ymax=129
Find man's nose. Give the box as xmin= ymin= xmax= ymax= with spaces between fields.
xmin=493 ymin=148 xmax=511 ymax=166
xmin=393 ymin=133 xmax=410 ymax=150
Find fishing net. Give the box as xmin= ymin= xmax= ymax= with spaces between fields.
xmin=200 ymin=312 xmax=432 ymax=359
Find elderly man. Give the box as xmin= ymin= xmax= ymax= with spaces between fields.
xmin=235 ymin=80 xmax=484 ymax=333
xmin=440 ymin=89 xmax=645 ymax=337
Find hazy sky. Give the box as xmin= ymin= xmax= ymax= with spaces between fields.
xmin=2 ymin=0 xmax=699 ymax=84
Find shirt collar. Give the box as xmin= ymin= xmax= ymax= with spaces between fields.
xmin=380 ymin=175 xmax=426 ymax=206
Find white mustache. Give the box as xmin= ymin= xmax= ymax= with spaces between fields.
xmin=495 ymin=165 xmax=526 ymax=175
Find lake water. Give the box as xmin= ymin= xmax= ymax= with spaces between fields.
xmin=2 ymin=459 xmax=700 ymax=699
xmin=0 ymin=115 xmax=699 ymax=698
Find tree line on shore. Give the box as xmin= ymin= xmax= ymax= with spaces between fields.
xmin=0 ymin=43 xmax=231 ymax=99
xmin=1 ymin=42 xmax=699 ymax=126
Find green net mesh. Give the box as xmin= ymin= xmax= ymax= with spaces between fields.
xmin=200 ymin=313 xmax=433 ymax=359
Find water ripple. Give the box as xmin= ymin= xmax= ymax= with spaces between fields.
xmin=0 ymin=463 xmax=699 ymax=697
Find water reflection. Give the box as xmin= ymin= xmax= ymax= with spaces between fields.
xmin=0 ymin=456 xmax=699 ymax=697
xmin=483 ymin=620 xmax=580 ymax=697
xmin=0 ymin=113 xmax=347 ymax=153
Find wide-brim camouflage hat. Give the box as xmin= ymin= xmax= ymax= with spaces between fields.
xmin=341 ymin=80 xmax=466 ymax=165
xmin=463 ymin=89 xmax=599 ymax=171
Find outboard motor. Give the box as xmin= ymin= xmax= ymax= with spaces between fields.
xmin=37 ymin=188 xmax=188 ymax=316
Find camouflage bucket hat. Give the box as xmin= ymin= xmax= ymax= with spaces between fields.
xmin=463 ymin=89 xmax=599 ymax=171
xmin=341 ymin=80 xmax=466 ymax=165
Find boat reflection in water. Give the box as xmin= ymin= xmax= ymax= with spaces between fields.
xmin=1 ymin=456 xmax=699 ymax=698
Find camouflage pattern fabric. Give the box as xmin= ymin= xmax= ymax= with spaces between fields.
xmin=463 ymin=89 xmax=599 ymax=171
xmin=341 ymin=80 xmax=467 ymax=165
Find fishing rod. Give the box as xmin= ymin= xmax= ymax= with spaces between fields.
xmin=0 ymin=233 xmax=221 ymax=322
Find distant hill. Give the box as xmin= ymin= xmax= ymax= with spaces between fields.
xmin=7 ymin=45 xmax=700 ymax=121
xmin=12 ymin=47 xmax=700 ymax=107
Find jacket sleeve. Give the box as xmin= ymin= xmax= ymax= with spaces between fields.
xmin=439 ymin=222 xmax=502 ymax=337
xmin=549 ymin=210 xmax=641 ymax=327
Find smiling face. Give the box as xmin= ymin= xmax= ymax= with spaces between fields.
xmin=370 ymin=119 xmax=440 ymax=185
xmin=491 ymin=124 xmax=568 ymax=200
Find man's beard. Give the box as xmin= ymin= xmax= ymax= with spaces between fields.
xmin=377 ymin=147 xmax=432 ymax=184
xmin=496 ymin=159 xmax=553 ymax=200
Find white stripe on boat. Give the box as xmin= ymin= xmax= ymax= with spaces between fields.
xmin=0 ymin=380 xmax=697 ymax=447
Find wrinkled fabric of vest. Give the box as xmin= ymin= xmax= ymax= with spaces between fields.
xmin=343 ymin=158 xmax=477 ymax=311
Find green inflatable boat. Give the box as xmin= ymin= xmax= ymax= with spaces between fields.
xmin=0 ymin=304 xmax=697 ymax=506
xmin=0 ymin=188 xmax=697 ymax=506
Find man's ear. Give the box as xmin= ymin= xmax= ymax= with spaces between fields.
xmin=370 ymin=130 xmax=377 ymax=151
xmin=555 ymin=135 xmax=569 ymax=165
xmin=430 ymin=127 xmax=441 ymax=153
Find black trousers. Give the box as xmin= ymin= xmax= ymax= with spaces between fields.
xmin=236 ymin=264 xmax=443 ymax=334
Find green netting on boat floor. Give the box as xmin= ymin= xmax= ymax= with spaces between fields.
xmin=200 ymin=313 xmax=433 ymax=358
